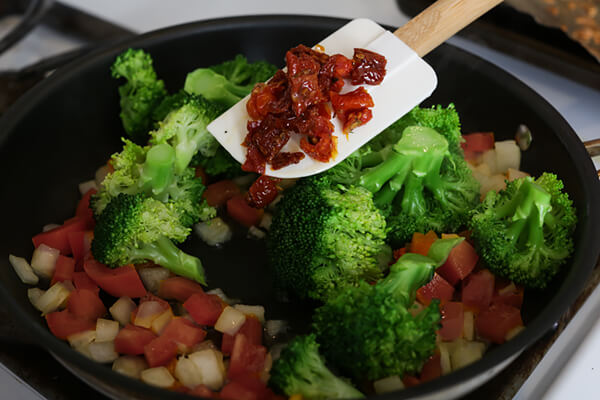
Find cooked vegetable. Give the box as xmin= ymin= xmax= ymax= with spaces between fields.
xmin=91 ymin=193 xmax=206 ymax=284
xmin=111 ymin=49 xmax=167 ymax=143
xmin=313 ymin=238 xmax=462 ymax=381
xmin=469 ymin=173 xmax=576 ymax=288
xmin=9 ymin=254 xmax=39 ymax=285
xmin=269 ymin=334 xmax=364 ymax=400
xmin=267 ymin=175 xmax=390 ymax=301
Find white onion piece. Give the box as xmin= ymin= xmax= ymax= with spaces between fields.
xmin=267 ymin=194 xmax=284 ymax=210
xmin=439 ymin=343 xmax=452 ymax=375
xmin=30 ymin=244 xmax=60 ymax=279
xmin=194 ymin=217 xmax=232 ymax=247
xmin=141 ymin=367 xmax=175 ymax=388
xmin=481 ymin=149 xmax=498 ymax=174
xmin=259 ymin=212 xmax=272 ymax=231
xmin=112 ymin=356 xmax=148 ymax=379
xmin=248 ymin=226 xmax=266 ymax=239
xmin=450 ymin=340 xmax=486 ymax=370
xmin=188 ymin=349 xmax=225 ymax=390
xmin=36 ymin=282 xmax=71 ymax=315
xmin=95 ymin=164 xmax=111 ymax=186
xmin=480 ymin=174 xmax=507 ymax=196
xmin=495 ymin=140 xmax=521 ymax=172
xmin=67 ymin=330 xmax=96 ymax=349
xmin=88 ymin=341 xmax=119 ymax=363
xmin=234 ymin=304 xmax=265 ymax=323
xmin=42 ymin=223 xmax=61 ymax=232
xmin=463 ymin=311 xmax=474 ymax=341
xmin=109 ymin=297 xmax=136 ymax=326
xmin=507 ymin=168 xmax=529 ymax=182
xmin=206 ymin=288 xmax=238 ymax=305
xmin=78 ymin=180 xmax=98 ymax=195
xmin=174 ymin=356 xmax=203 ymax=388
xmin=96 ymin=318 xmax=120 ymax=342
xmin=506 ymin=325 xmax=525 ymax=341
xmin=214 ymin=306 xmax=246 ymax=335
xmin=151 ymin=309 xmax=173 ymax=335
xmin=191 ymin=340 xmax=216 ymax=353
xmin=265 ymin=320 xmax=288 ymax=338
xmin=9 ymin=255 xmax=39 ymax=285
xmin=373 ymin=375 xmax=405 ymax=394
xmin=134 ymin=301 xmax=166 ymax=328
xmin=138 ymin=267 xmax=171 ymax=293
xmin=27 ymin=288 xmax=45 ymax=309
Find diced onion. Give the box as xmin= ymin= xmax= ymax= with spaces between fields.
xmin=95 ymin=164 xmax=111 ymax=187
xmin=481 ymin=150 xmax=498 ymax=174
xmin=505 ymin=325 xmax=525 ymax=341
xmin=480 ymin=174 xmax=507 ymax=196
xmin=265 ymin=320 xmax=288 ymax=338
xmin=109 ymin=297 xmax=137 ymax=326
xmin=234 ymin=304 xmax=265 ymax=323
xmin=188 ymin=349 xmax=225 ymax=390
xmin=42 ymin=223 xmax=60 ymax=232
xmin=27 ymin=288 xmax=45 ymax=309
xmin=450 ymin=340 xmax=486 ymax=370
xmin=507 ymin=168 xmax=529 ymax=182
xmin=30 ymin=244 xmax=60 ymax=279
xmin=373 ymin=375 xmax=405 ymax=394
xmin=140 ymin=367 xmax=175 ymax=388
xmin=194 ymin=217 xmax=232 ymax=246
xmin=439 ymin=343 xmax=452 ymax=375
xmin=174 ymin=356 xmax=203 ymax=388
xmin=78 ymin=180 xmax=98 ymax=195
xmin=248 ymin=226 xmax=266 ymax=239
xmin=67 ymin=330 xmax=96 ymax=349
xmin=259 ymin=212 xmax=273 ymax=231
xmin=206 ymin=288 xmax=238 ymax=305
xmin=138 ymin=267 xmax=171 ymax=293
xmin=134 ymin=301 xmax=166 ymax=328
xmin=462 ymin=311 xmax=474 ymax=341
xmin=88 ymin=341 xmax=119 ymax=363
xmin=36 ymin=282 xmax=71 ymax=315
xmin=191 ymin=340 xmax=216 ymax=353
xmin=112 ymin=356 xmax=148 ymax=379
xmin=214 ymin=306 xmax=246 ymax=335
xmin=95 ymin=318 xmax=120 ymax=342
xmin=9 ymin=255 xmax=39 ymax=285
xmin=151 ymin=309 xmax=173 ymax=335
xmin=495 ymin=140 xmax=521 ymax=172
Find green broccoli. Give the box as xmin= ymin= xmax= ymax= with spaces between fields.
xmin=191 ymin=146 xmax=243 ymax=179
xmin=91 ymin=193 xmax=206 ymax=284
xmin=269 ymin=334 xmax=364 ymax=400
xmin=313 ymin=238 xmax=463 ymax=381
xmin=111 ymin=48 xmax=167 ymax=144
xmin=469 ymin=173 xmax=577 ymax=289
xmin=184 ymin=54 xmax=278 ymax=108
xmin=326 ymin=107 xmax=480 ymax=246
xmin=267 ymin=176 xmax=390 ymax=302
xmin=149 ymin=93 xmax=223 ymax=174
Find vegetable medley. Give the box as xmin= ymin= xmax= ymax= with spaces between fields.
xmin=8 ymin=48 xmax=577 ymax=400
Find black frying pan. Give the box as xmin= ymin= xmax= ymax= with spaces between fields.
xmin=0 ymin=15 xmax=598 ymax=400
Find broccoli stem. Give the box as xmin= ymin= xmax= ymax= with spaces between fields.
xmin=377 ymin=253 xmax=437 ymax=307
xmin=358 ymin=152 xmax=409 ymax=193
xmin=139 ymin=143 xmax=175 ymax=195
xmin=129 ymin=235 xmax=206 ymax=285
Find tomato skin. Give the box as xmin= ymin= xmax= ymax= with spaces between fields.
xmin=189 ymin=385 xmax=217 ymax=398
xmin=416 ymin=273 xmax=455 ymax=306
xmin=51 ymin=255 xmax=75 ymax=285
xmin=492 ymin=285 xmax=524 ymax=309
xmin=67 ymin=230 xmax=93 ymax=267
xmin=83 ymin=259 xmax=146 ymax=298
xmin=227 ymin=334 xmax=268 ymax=381
xmin=114 ymin=324 xmax=157 ymax=355
xmin=67 ymin=289 xmax=106 ymax=321
xmin=222 ymin=315 xmax=263 ymax=355
xmin=402 ymin=375 xmax=421 ymax=388
xmin=227 ymin=194 xmax=264 ymax=227
xmin=420 ymin=353 xmax=442 ymax=383
xmin=203 ymin=180 xmax=240 ymax=207
xmin=410 ymin=231 xmax=438 ymax=256
xmin=436 ymin=240 xmax=479 ymax=285
xmin=183 ymin=293 xmax=225 ymax=326
xmin=439 ymin=302 xmax=464 ymax=341
xmin=76 ymin=188 xmax=97 ymax=228
xmin=462 ymin=269 xmax=495 ymax=313
xmin=161 ymin=318 xmax=207 ymax=349
xmin=144 ymin=335 xmax=178 ymax=367
xmin=476 ymin=303 xmax=523 ymax=344
xmin=246 ymin=176 xmax=280 ymax=209
xmin=157 ymin=277 xmax=204 ymax=303
xmin=72 ymin=271 xmax=100 ymax=294
xmin=461 ymin=132 xmax=495 ymax=153
xmin=45 ymin=310 xmax=96 ymax=340
xmin=32 ymin=217 xmax=89 ymax=255
xmin=220 ymin=381 xmax=261 ymax=400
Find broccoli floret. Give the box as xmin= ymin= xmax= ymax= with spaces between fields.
xmin=91 ymin=193 xmax=206 ymax=284
xmin=267 ymin=176 xmax=390 ymax=302
xmin=269 ymin=334 xmax=364 ymax=400
xmin=184 ymin=55 xmax=277 ymax=108
xmin=191 ymin=146 xmax=243 ymax=179
xmin=327 ymin=117 xmax=480 ymax=246
xmin=149 ymin=94 xmax=223 ymax=174
xmin=313 ymin=238 xmax=462 ymax=381
xmin=469 ymin=173 xmax=576 ymax=289
xmin=111 ymin=49 xmax=167 ymax=144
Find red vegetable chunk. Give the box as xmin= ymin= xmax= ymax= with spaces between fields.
xmin=83 ymin=259 xmax=146 ymax=298
xmin=227 ymin=333 xmax=268 ymax=381
xmin=51 ymin=255 xmax=75 ymax=285
xmin=161 ymin=318 xmax=207 ymax=349
xmin=203 ymin=180 xmax=240 ymax=207
xmin=114 ymin=324 xmax=157 ymax=355
xmin=461 ymin=132 xmax=495 ymax=153
xmin=67 ymin=289 xmax=106 ymax=321
xmin=32 ymin=217 xmax=90 ymax=255
xmin=351 ymin=48 xmax=387 ymax=85
xmin=157 ymin=277 xmax=204 ymax=303
xmin=75 ymin=188 xmax=97 ymax=228
xmin=45 ymin=310 xmax=95 ymax=340
xmin=462 ymin=269 xmax=495 ymax=312
xmin=439 ymin=301 xmax=464 ymax=341
xmin=420 ymin=353 xmax=442 ymax=383
xmin=72 ymin=271 xmax=100 ymax=294
xmin=246 ymin=176 xmax=280 ymax=209
xmin=183 ymin=293 xmax=225 ymax=326
xmin=227 ymin=194 xmax=263 ymax=227
xmin=67 ymin=230 xmax=93 ymax=267
xmin=436 ymin=240 xmax=479 ymax=285
xmin=220 ymin=381 xmax=261 ymax=400
xmin=222 ymin=315 xmax=263 ymax=355
xmin=492 ymin=283 xmax=524 ymax=309
xmin=476 ymin=303 xmax=523 ymax=344
xmin=144 ymin=335 xmax=177 ymax=367
xmin=416 ymin=273 xmax=455 ymax=306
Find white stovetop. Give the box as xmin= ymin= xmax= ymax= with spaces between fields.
xmin=1 ymin=1 xmax=600 ymax=398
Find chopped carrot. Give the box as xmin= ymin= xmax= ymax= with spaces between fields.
xmin=410 ymin=231 xmax=439 ymax=256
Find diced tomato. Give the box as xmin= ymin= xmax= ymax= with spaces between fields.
xmin=51 ymin=255 xmax=75 ymax=285
xmin=75 ymin=188 xmax=97 ymax=228
xmin=157 ymin=277 xmax=204 ymax=303
xmin=439 ymin=302 xmax=464 ymax=341
xmin=183 ymin=293 xmax=226 ymax=326
xmin=228 ymin=334 xmax=268 ymax=380
xmin=246 ymin=176 xmax=280 ymax=209
xmin=139 ymin=292 xmax=170 ymax=308
xmin=83 ymin=259 xmax=146 ymax=298
xmin=67 ymin=289 xmax=106 ymax=321
xmin=393 ymin=247 xmax=407 ymax=261
xmin=189 ymin=385 xmax=217 ymax=398
xmin=67 ymin=230 xmax=93 ymax=267
xmin=492 ymin=283 xmax=524 ymax=309
xmin=476 ymin=303 xmax=523 ymax=344
xmin=227 ymin=194 xmax=264 ymax=227
xmin=436 ymin=240 xmax=479 ymax=285
xmin=203 ymin=180 xmax=240 ymax=207
xmin=144 ymin=335 xmax=178 ymax=367
xmin=402 ymin=375 xmax=421 ymax=388
xmin=227 ymin=375 xmax=278 ymax=400
xmin=114 ymin=324 xmax=157 ymax=355
xmin=420 ymin=353 xmax=442 ymax=383
xmin=410 ymin=231 xmax=439 ymax=256
xmin=220 ymin=381 xmax=261 ymax=400
xmin=45 ymin=310 xmax=96 ymax=340
xmin=72 ymin=271 xmax=99 ymax=293
xmin=416 ymin=273 xmax=455 ymax=306
xmin=462 ymin=269 xmax=495 ymax=312
xmin=222 ymin=315 xmax=263 ymax=355
xmin=32 ymin=217 xmax=90 ymax=255
xmin=461 ymin=132 xmax=495 ymax=153
xmin=161 ymin=318 xmax=207 ymax=349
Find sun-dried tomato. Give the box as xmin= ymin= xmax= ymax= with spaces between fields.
xmin=351 ymin=48 xmax=387 ymax=85
xmin=271 ymin=152 xmax=305 ymax=170
xmin=319 ymin=54 xmax=353 ymax=95
xmin=286 ymin=50 xmax=325 ymax=117
xmin=342 ymin=108 xmax=373 ymax=134
xmin=246 ymin=176 xmax=281 ymax=209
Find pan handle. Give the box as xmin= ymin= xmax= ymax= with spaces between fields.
xmin=583 ymin=139 xmax=600 ymax=178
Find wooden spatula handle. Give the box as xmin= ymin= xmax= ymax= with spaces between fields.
xmin=394 ymin=0 xmax=503 ymax=57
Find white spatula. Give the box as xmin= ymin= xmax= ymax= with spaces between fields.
xmin=208 ymin=0 xmax=503 ymax=178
